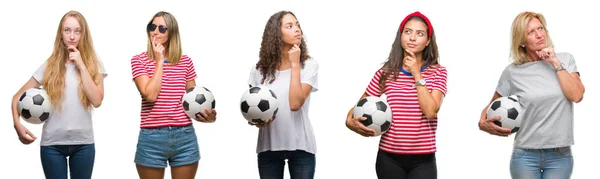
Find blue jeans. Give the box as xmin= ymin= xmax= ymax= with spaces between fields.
xmin=258 ymin=150 xmax=316 ymax=179
xmin=40 ymin=144 xmax=95 ymax=179
xmin=510 ymin=146 xmax=573 ymax=179
xmin=135 ymin=125 xmax=200 ymax=168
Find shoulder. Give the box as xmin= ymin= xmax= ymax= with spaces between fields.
xmin=429 ymin=64 xmax=447 ymax=72
xmin=181 ymin=54 xmax=191 ymax=61
xmin=303 ymin=58 xmax=319 ymax=69
xmin=132 ymin=52 xmax=148 ymax=62
xmin=555 ymin=52 xmax=574 ymax=63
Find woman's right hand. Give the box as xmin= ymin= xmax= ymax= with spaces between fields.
xmin=14 ymin=123 xmax=36 ymax=144
xmin=152 ymin=37 xmax=165 ymax=62
xmin=478 ymin=115 xmax=512 ymax=137
xmin=346 ymin=114 xmax=376 ymax=137
xmin=248 ymin=116 xmax=276 ymax=128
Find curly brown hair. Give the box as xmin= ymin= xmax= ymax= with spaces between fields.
xmin=378 ymin=16 xmax=439 ymax=93
xmin=256 ymin=11 xmax=311 ymax=84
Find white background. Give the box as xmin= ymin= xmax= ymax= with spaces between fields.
xmin=1 ymin=0 xmax=597 ymax=178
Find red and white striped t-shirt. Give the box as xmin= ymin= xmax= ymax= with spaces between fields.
xmin=131 ymin=52 xmax=197 ymax=128
xmin=366 ymin=65 xmax=448 ymax=154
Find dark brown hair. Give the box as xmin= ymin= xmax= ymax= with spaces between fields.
xmin=378 ymin=16 xmax=439 ymax=93
xmin=256 ymin=11 xmax=310 ymax=84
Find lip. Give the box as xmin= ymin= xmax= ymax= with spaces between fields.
xmin=536 ymin=39 xmax=545 ymax=44
xmin=406 ymin=43 xmax=418 ymax=48
xmin=294 ymin=34 xmax=301 ymax=39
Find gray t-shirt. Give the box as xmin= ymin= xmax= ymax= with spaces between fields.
xmin=247 ymin=59 xmax=319 ymax=154
xmin=33 ymin=61 xmax=107 ymax=146
xmin=496 ymin=52 xmax=578 ymax=149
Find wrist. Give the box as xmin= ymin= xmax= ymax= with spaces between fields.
xmin=553 ymin=61 xmax=565 ymax=72
xmin=552 ymin=60 xmax=561 ymax=68
xmin=413 ymin=72 xmax=422 ymax=80
xmin=291 ymin=62 xmax=301 ymax=68
xmin=77 ymin=64 xmax=88 ymax=72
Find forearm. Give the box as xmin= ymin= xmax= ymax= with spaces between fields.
xmin=288 ymin=64 xmax=305 ymax=110
xmin=414 ymin=73 xmax=440 ymax=119
xmin=12 ymin=93 xmax=22 ymax=126
xmin=78 ymin=67 xmax=103 ymax=107
xmin=553 ymin=62 xmax=584 ymax=102
xmin=145 ymin=62 xmax=164 ymax=101
xmin=556 ymin=71 xmax=584 ymax=102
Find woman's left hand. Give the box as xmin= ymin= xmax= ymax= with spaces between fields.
xmin=68 ymin=46 xmax=85 ymax=69
xmin=536 ymin=47 xmax=558 ymax=64
xmin=403 ymin=49 xmax=422 ymax=74
xmin=195 ymin=109 xmax=217 ymax=123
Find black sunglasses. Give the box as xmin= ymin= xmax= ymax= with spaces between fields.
xmin=147 ymin=24 xmax=168 ymax=33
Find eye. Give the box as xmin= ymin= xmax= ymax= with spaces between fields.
xmin=538 ymin=26 xmax=544 ymax=31
xmin=418 ymin=31 xmax=424 ymax=37
xmin=75 ymin=29 xmax=81 ymax=34
xmin=64 ymin=29 xmax=71 ymax=33
xmin=286 ymin=25 xmax=292 ymax=29
xmin=404 ymin=29 xmax=411 ymax=34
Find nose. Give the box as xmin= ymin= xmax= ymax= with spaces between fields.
xmin=69 ymin=32 xmax=75 ymax=40
xmin=534 ymin=30 xmax=543 ymax=39
xmin=409 ymin=33 xmax=416 ymax=41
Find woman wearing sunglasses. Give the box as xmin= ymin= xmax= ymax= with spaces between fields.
xmin=130 ymin=11 xmax=217 ymax=179
xmin=10 ymin=10 xmax=107 ymax=179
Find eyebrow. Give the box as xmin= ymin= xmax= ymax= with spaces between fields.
xmin=404 ymin=28 xmax=426 ymax=32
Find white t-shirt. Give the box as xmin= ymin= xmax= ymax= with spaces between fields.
xmin=33 ymin=61 xmax=107 ymax=146
xmin=247 ymin=59 xmax=319 ymax=154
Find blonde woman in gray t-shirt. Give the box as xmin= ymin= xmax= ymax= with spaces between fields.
xmin=10 ymin=11 xmax=107 ymax=179
xmin=478 ymin=11 xmax=585 ymax=179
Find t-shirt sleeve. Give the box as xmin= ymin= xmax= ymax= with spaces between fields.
xmin=131 ymin=55 xmax=148 ymax=80
xmin=33 ymin=63 xmax=46 ymax=83
xmin=185 ymin=56 xmax=197 ymax=81
xmin=98 ymin=59 xmax=108 ymax=78
xmin=365 ymin=69 xmax=383 ymax=97
xmin=301 ymin=59 xmax=319 ymax=92
xmin=495 ymin=66 xmax=511 ymax=97
xmin=432 ymin=66 xmax=448 ymax=96
xmin=247 ymin=66 xmax=259 ymax=87
xmin=560 ymin=53 xmax=578 ymax=75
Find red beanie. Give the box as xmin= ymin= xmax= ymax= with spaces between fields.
xmin=400 ymin=11 xmax=434 ymax=38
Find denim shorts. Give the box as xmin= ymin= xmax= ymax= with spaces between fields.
xmin=134 ymin=125 xmax=200 ymax=168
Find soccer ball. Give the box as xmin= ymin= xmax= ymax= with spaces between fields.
xmin=17 ymin=87 xmax=52 ymax=124
xmin=486 ymin=95 xmax=523 ymax=133
xmin=240 ymin=86 xmax=279 ymax=125
xmin=182 ymin=86 xmax=215 ymax=120
xmin=353 ymin=96 xmax=393 ymax=136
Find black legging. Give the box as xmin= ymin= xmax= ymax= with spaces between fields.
xmin=375 ymin=150 xmax=437 ymax=179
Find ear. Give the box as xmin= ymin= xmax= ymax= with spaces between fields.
xmin=426 ymin=39 xmax=431 ymax=47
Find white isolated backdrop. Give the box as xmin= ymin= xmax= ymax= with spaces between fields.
xmin=0 ymin=0 xmax=597 ymax=178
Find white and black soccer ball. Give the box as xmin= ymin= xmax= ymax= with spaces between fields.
xmin=17 ymin=87 xmax=52 ymax=124
xmin=182 ymin=86 xmax=215 ymax=120
xmin=240 ymin=86 xmax=279 ymax=126
xmin=486 ymin=95 xmax=523 ymax=133
xmin=353 ymin=96 xmax=393 ymax=136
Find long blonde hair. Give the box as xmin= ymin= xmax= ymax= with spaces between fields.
xmin=510 ymin=11 xmax=554 ymax=65
xmin=43 ymin=11 xmax=101 ymax=110
xmin=146 ymin=11 xmax=182 ymax=64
